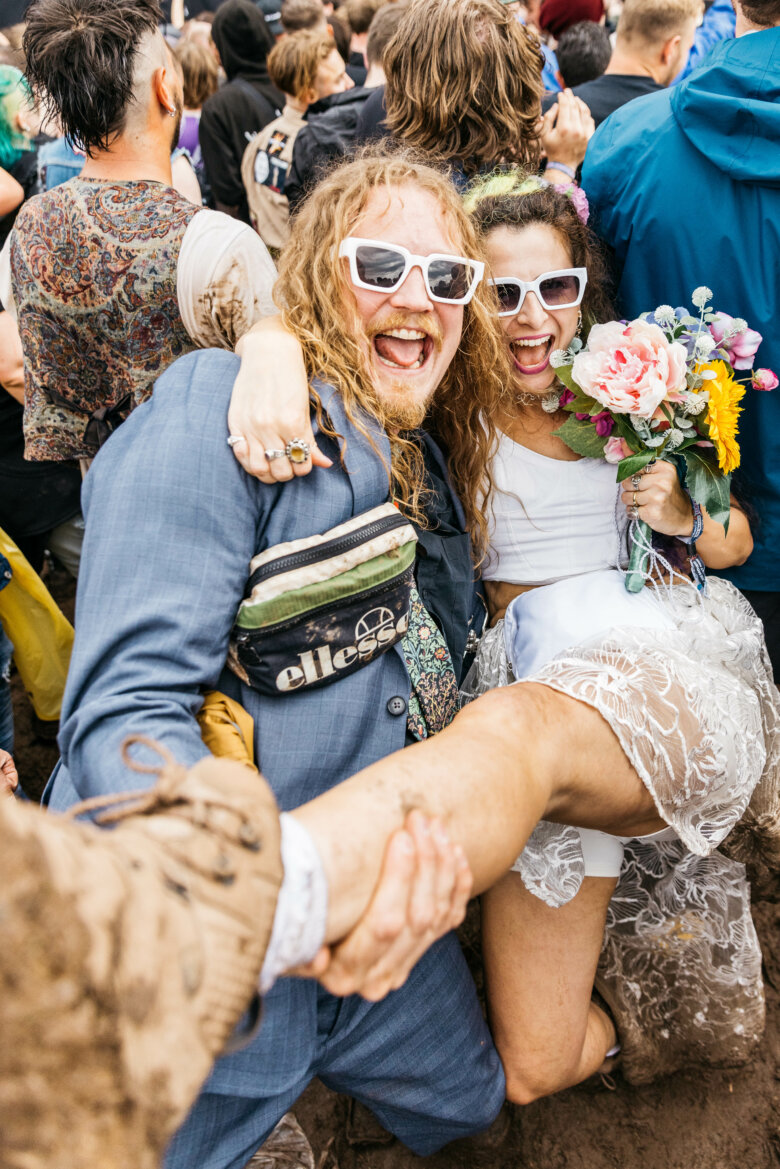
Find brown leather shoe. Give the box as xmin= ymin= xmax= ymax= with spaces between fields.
xmin=0 ymin=742 xmax=283 ymax=1169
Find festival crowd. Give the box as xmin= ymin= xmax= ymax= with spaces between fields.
xmin=0 ymin=0 xmax=779 ymax=1166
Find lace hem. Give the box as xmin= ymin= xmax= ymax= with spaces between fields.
xmin=460 ymin=576 xmax=779 ymax=1081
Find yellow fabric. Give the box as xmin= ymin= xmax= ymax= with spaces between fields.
xmin=0 ymin=528 xmax=74 ymax=721
xmin=197 ymin=690 xmax=257 ymax=771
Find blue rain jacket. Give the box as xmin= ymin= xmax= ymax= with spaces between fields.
xmin=583 ymin=28 xmax=780 ymax=591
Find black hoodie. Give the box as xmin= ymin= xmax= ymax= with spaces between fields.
xmin=199 ymin=0 xmax=283 ymax=219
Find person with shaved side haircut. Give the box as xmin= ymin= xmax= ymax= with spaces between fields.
xmin=0 ymin=0 xmax=283 ymax=577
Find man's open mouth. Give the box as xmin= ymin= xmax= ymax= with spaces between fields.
xmin=373 ymin=328 xmax=434 ymax=371
xmin=510 ymin=334 xmax=553 ymax=372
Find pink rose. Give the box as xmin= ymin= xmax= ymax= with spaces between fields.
xmin=709 ymin=313 xmax=762 ymax=370
xmin=752 ymin=368 xmax=778 ymax=392
xmin=603 ymin=436 xmax=632 ymax=464
xmin=571 ymin=320 xmax=688 ymax=418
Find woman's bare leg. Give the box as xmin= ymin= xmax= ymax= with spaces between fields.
xmin=294 ymin=683 xmax=665 ymax=942
xmin=481 ymin=871 xmax=617 ymax=1103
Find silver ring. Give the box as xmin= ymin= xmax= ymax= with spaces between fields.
xmin=226 ymin=434 xmax=246 ymax=448
xmin=264 ymin=448 xmax=288 ymax=461
xmin=631 ymin=473 xmax=642 ymax=490
xmin=285 ymin=437 xmax=310 ymax=465
xmin=630 ymin=503 xmax=640 ymax=519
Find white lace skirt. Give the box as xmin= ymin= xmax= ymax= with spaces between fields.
xmin=462 ymin=571 xmax=780 ymax=1083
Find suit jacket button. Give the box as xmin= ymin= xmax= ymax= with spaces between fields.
xmin=386 ymin=696 xmax=407 ymax=716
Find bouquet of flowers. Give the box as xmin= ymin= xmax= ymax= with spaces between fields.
xmin=549 ymin=287 xmax=777 ymax=592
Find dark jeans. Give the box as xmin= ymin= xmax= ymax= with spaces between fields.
xmin=741 ymin=589 xmax=780 ymax=683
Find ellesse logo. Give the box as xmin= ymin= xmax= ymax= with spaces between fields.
xmin=275 ymin=606 xmax=409 ymax=692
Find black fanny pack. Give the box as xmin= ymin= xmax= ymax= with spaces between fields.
xmin=228 ymin=503 xmax=417 ymax=696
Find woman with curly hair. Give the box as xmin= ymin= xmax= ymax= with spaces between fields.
xmin=455 ymin=168 xmax=779 ymax=1097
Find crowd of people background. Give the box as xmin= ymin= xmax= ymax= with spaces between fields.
xmin=0 ymin=0 xmax=779 ymax=1167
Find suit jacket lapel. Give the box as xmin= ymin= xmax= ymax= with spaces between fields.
xmin=313 ymin=380 xmax=392 ymax=514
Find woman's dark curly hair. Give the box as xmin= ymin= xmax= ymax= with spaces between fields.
xmin=23 ymin=0 xmax=162 ymax=154
xmin=383 ymin=0 xmax=544 ymax=177
xmin=464 ymin=170 xmax=615 ymax=329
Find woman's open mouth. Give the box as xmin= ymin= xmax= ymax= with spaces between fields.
xmin=373 ymin=328 xmax=434 ymax=372
xmin=510 ymin=334 xmax=553 ymax=374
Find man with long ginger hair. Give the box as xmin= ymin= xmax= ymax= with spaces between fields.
xmin=42 ymin=151 xmax=509 ymax=1168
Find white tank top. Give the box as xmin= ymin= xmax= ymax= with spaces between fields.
xmin=484 ymin=431 xmax=627 ymax=585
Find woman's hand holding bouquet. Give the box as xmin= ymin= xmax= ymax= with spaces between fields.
xmin=550 ymin=288 xmax=777 ymax=592
xmin=618 ymin=460 xmax=693 ymax=538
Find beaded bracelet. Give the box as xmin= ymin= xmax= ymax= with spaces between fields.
xmin=680 ymin=496 xmax=704 ymax=546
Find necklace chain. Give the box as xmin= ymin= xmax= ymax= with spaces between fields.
xmin=515 ymin=389 xmax=563 ymax=414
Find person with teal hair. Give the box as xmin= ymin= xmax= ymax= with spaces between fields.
xmin=0 ymin=66 xmax=33 ymax=170
xmin=0 ymin=65 xmax=40 ymax=248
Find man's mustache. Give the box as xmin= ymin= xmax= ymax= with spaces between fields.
xmin=366 ymin=313 xmax=445 ymax=352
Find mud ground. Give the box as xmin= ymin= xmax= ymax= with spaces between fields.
xmin=11 ymin=564 xmax=780 ymax=1169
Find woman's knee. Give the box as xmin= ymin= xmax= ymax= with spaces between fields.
xmin=496 ymin=1034 xmax=585 ymax=1106
xmin=502 ymin=1053 xmax=582 ymax=1106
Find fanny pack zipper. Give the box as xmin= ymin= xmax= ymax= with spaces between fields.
xmin=247 ymin=510 xmax=410 ymax=592
xmin=236 ymin=565 xmax=414 ymax=642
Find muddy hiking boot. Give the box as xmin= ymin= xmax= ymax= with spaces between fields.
xmin=0 ymin=739 xmax=283 ymax=1169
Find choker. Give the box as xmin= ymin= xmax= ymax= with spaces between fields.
xmin=515 ymin=389 xmax=563 ymax=414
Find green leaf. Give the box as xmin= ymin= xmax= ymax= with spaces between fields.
xmin=552 ymin=416 xmax=607 ymax=459
xmin=555 ymin=364 xmax=578 ymax=394
xmin=613 ymin=415 xmax=641 ymax=448
xmin=681 ymin=448 xmax=731 ymax=534
xmin=615 ymin=449 xmax=657 ymax=482
xmin=562 ymin=393 xmax=598 ymax=414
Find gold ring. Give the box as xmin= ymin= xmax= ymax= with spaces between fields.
xmin=285 ymin=437 xmax=310 ymax=465
xmin=633 ymin=490 xmax=638 ymax=508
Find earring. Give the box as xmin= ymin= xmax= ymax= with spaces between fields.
xmin=169 ymin=109 xmax=177 ymax=118
xmin=576 ymin=309 xmax=583 ymax=336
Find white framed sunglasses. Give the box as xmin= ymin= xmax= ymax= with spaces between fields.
xmin=338 ymin=237 xmax=485 ymax=305
xmin=487 ymin=268 xmax=588 ymax=316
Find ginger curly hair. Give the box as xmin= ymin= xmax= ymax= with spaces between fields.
xmin=274 ymin=148 xmax=513 ymax=564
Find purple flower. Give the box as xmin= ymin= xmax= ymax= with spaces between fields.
xmin=559 ymin=387 xmax=575 ymax=406
xmin=709 ymin=312 xmax=763 ymax=370
xmin=593 ymin=411 xmax=615 ymax=437
xmin=575 ymin=412 xmax=590 ymax=421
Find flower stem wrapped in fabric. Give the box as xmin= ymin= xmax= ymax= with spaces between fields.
xmin=549 ymin=288 xmax=775 ymax=592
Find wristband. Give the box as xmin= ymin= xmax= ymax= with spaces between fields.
xmin=545 ymin=161 xmax=576 ymax=180
xmin=680 ymin=496 xmax=704 ymax=546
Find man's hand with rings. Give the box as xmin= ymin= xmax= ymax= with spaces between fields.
xmin=228 ymin=316 xmax=333 ymax=484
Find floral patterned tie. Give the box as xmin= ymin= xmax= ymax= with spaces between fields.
xmin=402 ymin=586 xmax=460 ymax=739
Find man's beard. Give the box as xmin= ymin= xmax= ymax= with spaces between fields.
xmin=378 ymin=383 xmax=432 ymax=431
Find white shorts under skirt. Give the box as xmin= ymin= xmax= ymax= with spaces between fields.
xmin=577 ymin=824 xmax=677 ymax=877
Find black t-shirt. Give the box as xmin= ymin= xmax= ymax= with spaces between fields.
xmin=0 ymin=151 xmax=40 ymax=250
xmin=355 ymin=84 xmax=388 ymax=145
xmin=346 ymin=51 xmax=367 ymax=88
xmin=0 ymin=298 xmax=82 ymax=541
xmin=543 ymin=74 xmax=662 ymax=129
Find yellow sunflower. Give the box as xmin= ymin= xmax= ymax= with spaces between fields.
xmin=696 ymin=360 xmax=745 ymax=474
